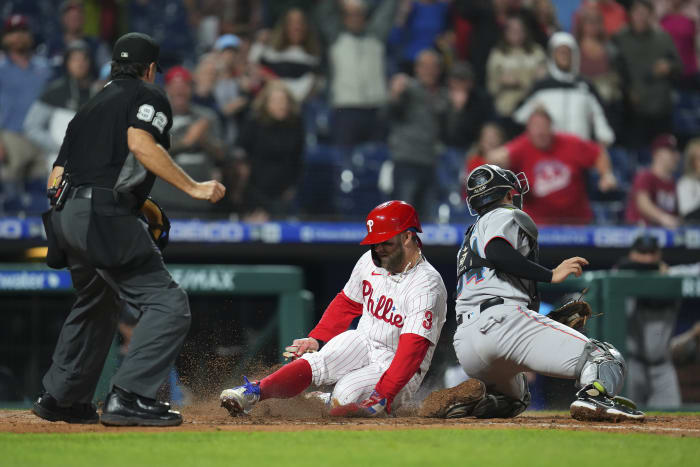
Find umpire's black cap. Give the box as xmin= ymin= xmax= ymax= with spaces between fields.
xmin=112 ymin=32 xmax=162 ymax=72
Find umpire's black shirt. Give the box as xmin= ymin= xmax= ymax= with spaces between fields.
xmin=54 ymin=77 xmax=173 ymax=202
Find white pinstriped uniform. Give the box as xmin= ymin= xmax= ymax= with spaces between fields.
xmin=302 ymin=250 xmax=447 ymax=407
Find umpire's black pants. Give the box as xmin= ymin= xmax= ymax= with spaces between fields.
xmin=42 ymin=198 xmax=191 ymax=403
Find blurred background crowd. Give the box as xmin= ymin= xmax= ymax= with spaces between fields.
xmin=2 ymin=0 xmax=700 ymax=225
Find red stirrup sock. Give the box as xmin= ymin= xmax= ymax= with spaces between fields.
xmin=259 ymin=358 xmax=313 ymax=401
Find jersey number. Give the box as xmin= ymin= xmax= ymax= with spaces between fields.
xmin=136 ymin=104 xmax=155 ymax=122
xmin=136 ymin=104 xmax=168 ymax=134
xmin=422 ymin=310 xmax=433 ymax=330
xmin=455 ymin=237 xmax=485 ymax=298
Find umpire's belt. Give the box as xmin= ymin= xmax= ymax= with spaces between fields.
xmin=68 ymin=186 xmax=138 ymax=209
xmin=456 ymin=297 xmax=504 ymax=325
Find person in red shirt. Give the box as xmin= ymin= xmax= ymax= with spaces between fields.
xmin=624 ymin=133 xmax=681 ymax=228
xmin=488 ymin=107 xmax=617 ymax=224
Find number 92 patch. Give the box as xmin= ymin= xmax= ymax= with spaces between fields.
xmin=136 ymin=104 xmax=168 ymax=134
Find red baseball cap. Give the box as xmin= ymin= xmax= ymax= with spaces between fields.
xmin=360 ymin=200 xmax=422 ymax=245
xmin=651 ymin=133 xmax=678 ymax=153
xmin=3 ymin=14 xmax=29 ymax=34
xmin=165 ymin=66 xmax=192 ymax=85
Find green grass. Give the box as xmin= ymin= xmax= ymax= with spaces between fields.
xmin=1 ymin=429 xmax=698 ymax=467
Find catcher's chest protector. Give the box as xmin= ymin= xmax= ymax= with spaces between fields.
xmin=457 ymin=208 xmax=541 ymax=311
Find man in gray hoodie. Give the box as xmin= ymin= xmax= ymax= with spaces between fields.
xmin=514 ymin=31 xmax=615 ymax=147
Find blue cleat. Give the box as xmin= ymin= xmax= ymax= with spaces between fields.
xmin=220 ymin=376 xmax=261 ymax=416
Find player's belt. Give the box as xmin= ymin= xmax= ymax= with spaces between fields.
xmin=456 ymin=297 xmax=505 ymax=325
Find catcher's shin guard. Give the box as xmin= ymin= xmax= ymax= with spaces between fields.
xmin=576 ymin=339 xmax=625 ymax=396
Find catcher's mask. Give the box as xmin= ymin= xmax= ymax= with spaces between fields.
xmin=465 ymin=164 xmax=529 ymax=216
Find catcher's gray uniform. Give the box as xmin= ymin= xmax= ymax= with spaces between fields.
xmin=453 ymin=207 xmax=623 ymax=415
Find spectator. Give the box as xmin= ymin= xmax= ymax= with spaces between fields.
xmin=486 ymin=14 xmax=547 ymax=117
xmin=488 ymin=107 xmax=617 ymax=225
xmin=614 ymin=234 xmax=682 ymax=409
xmin=128 ymin=0 xmax=195 ymax=68
xmin=465 ymin=122 xmax=506 ymax=175
xmin=0 ymin=15 xmax=51 ymax=197
xmin=150 ymin=66 xmax=225 ymax=213
xmin=456 ymin=0 xmax=538 ymax=85
xmin=443 ymin=61 xmax=495 ymax=151
xmin=462 ymin=122 xmax=506 ymax=199
xmin=388 ymin=49 xmax=448 ymax=220
xmin=316 ymin=0 xmax=399 ymax=146
xmin=624 ymin=134 xmax=681 ymax=228
xmin=614 ymin=0 xmax=683 ymax=149
xmin=233 ymin=80 xmax=305 ymax=221
xmin=514 ymin=31 xmax=615 ymax=146
xmin=249 ymin=8 xmax=320 ymax=102
xmin=23 ymin=40 xmax=93 ymax=168
xmin=574 ymin=4 xmax=621 ymax=105
xmin=212 ymin=34 xmax=251 ymax=145
xmin=677 ymin=137 xmax=700 ymax=222
xmin=659 ymin=0 xmax=700 ymax=86
xmin=191 ymin=53 xmax=220 ymax=113
xmin=44 ymin=0 xmax=110 ymax=79
xmin=573 ymin=0 xmax=628 ymax=37
xmin=389 ymin=0 xmax=451 ymax=73
xmin=530 ymin=0 xmax=560 ymax=40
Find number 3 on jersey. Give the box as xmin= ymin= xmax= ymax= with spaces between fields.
xmin=422 ymin=310 xmax=433 ymax=330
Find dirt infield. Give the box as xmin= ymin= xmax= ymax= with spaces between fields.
xmin=2 ymin=398 xmax=700 ymax=437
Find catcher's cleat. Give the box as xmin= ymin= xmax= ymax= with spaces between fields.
xmin=570 ymin=383 xmax=645 ymax=422
xmin=418 ymin=378 xmax=486 ymax=418
xmin=220 ymin=376 xmax=260 ymax=416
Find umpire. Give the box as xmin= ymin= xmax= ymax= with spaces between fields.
xmin=31 ymin=32 xmax=225 ymax=427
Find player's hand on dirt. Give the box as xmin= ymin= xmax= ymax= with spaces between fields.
xmin=551 ymin=257 xmax=589 ymax=283
xmin=329 ymin=390 xmax=388 ymax=417
xmin=190 ymin=180 xmax=226 ymax=203
xmin=283 ymin=337 xmax=319 ymax=360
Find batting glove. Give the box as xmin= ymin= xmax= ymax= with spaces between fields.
xmin=329 ymin=390 xmax=389 ymax=417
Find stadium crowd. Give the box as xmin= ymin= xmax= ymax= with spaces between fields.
xmin=1 ymin=0 xmax=700 ymax=225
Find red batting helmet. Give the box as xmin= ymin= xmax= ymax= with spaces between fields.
xmin=360 ymin=200 xmax=422 ymax=245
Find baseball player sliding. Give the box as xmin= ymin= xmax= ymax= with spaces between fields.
xmin=421 ymin=164 xmax=645 ymax=422
xmin=220 ymin=201 xmax=447 ymax=417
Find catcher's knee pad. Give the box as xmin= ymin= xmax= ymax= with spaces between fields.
xmin=472 ymin=374 xmax=531 ymax=419
xmin=576 ymin=339 xmax=625 ymax=396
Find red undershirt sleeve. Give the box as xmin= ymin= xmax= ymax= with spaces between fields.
xmin=375 ymin=333 xmax=431 ymax=407
xmin=308 ymin=291 xmax=363 ymax=343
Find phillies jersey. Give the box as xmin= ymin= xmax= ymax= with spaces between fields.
xmin=456 ymin=207 xmax=533 ymax=316
xmin=342 ymin=250 xmax=447 ymax=380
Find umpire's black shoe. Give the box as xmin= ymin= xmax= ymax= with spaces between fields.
xmin=100 ymin=387 xmax=182 ymax=427
xmin=32 ymin=392 xmax=99 ymax=424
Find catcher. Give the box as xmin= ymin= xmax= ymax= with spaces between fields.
xmin=419 ymin=164 xmax=644 ymax=422
xmin=220 ymin=201 xmax=447 ymax=417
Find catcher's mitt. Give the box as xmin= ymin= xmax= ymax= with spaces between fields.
xmin=140 ymin=197 xmax=170 ymax=251
xmin=547 ymin=289 xmax=594 ymax=333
